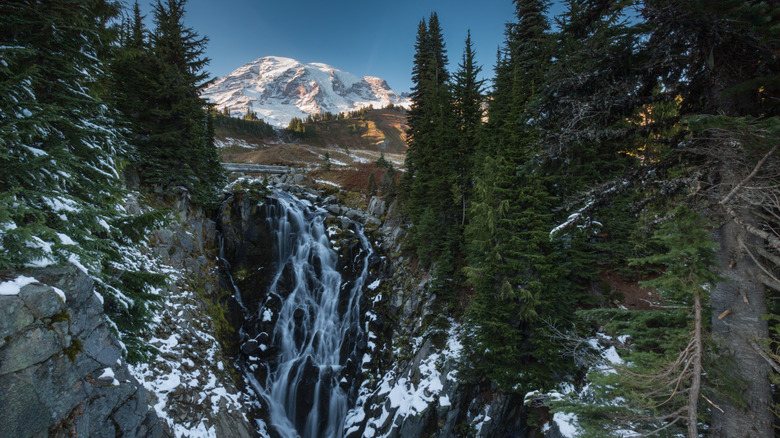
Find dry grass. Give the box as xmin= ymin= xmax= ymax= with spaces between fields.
xmin=308 ymin=163 xmax=396 ymax=194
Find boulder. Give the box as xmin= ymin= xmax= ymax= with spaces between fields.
xmin=367 ymin=197 xmax=386 ymax=218
xmin=0 ymin=296 xmax=34 ymax=339
xmin=18 ymin=283 xmax=64 ymax=320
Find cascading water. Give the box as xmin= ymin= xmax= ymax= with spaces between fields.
xmin=249 ymin=191 xmax=371 ymax=438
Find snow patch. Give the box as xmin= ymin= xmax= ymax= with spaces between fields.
xmin=553 ymin=412 xmax=580 ymax=437
xmin=0 ymin=276 xmax=38 ymax=296
xmin=315 ymin=179 xmax=340 ymax=187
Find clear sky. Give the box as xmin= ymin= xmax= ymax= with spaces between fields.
xmin=138 ymin=0 xmax=566 ymax=94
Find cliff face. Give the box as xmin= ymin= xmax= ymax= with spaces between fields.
xmin=0 ymin=264 xmax=162 ymax=438
xmin=126 ymin=193 xmax=257 ymax=438
xmin=0 ymin=191 xmax=259 ymax=438
xmin=342 ymin=199 xmax=535 ymax=438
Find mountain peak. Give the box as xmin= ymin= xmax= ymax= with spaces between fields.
xmin=201 ymin=56 xmax=410 ymax=127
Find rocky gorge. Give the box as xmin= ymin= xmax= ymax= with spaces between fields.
xmin=0 ymin=174 xmax=565 ymax=437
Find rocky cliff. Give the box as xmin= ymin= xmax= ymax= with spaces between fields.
xmin=215 ymin=174 xmax=551 ymax=437
xmin=125 ymin=192 xmax=257 ymax=437
xmin=1 ymin=176 xmax=563 ymax=437
xmin=0 ymin=264 xmax=163 ymax=438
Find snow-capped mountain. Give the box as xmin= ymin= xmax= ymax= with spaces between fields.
xmin=201 ymin=56 xmax=410 ymax=127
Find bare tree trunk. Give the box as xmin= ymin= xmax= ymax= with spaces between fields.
xmin=710 ymin=220 xmax=772 ymax=437
xmin=688 ymin=288 xmax=702 ymax=438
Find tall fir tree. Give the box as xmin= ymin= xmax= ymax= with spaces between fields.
xmin=463 ymin=0 xmax=578 ymax=392
xmin=111 ymin=1 xmax=155 ymax=181
xmin=402 ymin=12 xmax=459 ymax=286
xmin=451 ymin=30 xmax=484 ymax=226
xmin=141 ymin=0 xmax=224 ymax=205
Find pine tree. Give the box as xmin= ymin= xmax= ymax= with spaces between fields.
xmin=462 ymin=0 xmax=579 ymax=392
xmin=402 ymin=13 xmax=458 ymax=276
xmin=111 ymin=1 xmax=155 ymax=186
xmin=554 ymin=208 xmax=720 ymax=437
xmin=367 ymin=172 xmax=377 ymax=196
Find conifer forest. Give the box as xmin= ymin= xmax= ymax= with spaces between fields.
xmin=1 ymin=0 xmax=779 ymax=437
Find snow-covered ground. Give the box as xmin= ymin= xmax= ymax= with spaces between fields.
xmin=215 ymin=137 xmax=264 ymax=149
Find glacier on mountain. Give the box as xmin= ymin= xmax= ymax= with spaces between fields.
xmin=200 ymin=56 xmax=410 ymax=127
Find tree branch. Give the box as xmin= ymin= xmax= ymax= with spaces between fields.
xmin=747 ymin=338 xmax=780 ymax=375
xmin=724 ymin=205 xmax=780 ymax=252
xmin=719 ymin=143 xmax=778 ymax=206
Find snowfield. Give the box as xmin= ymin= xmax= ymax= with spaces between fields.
xmin=201 ymin=56 xmax=410 ymax=127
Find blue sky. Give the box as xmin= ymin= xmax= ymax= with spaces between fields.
xmin=139 ymin=0 xmax=566 ymax=94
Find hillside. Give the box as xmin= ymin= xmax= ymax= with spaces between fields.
xmin=216 ymin=107 xmax=408 ymax=170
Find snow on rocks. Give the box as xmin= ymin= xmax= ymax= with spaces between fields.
xmin=0 ymin=276 xmax=38 ymax=295
xmin=552 ymin=412 xmax=580 ymax=437
xmin=126 ymin=198 xmax=260 ymax=438
xmin=128 ymin=275 xmax=254 ymax=438
xmin=532 ymin=332 xmax=632 ymax=437
xmin=346 ymin=322 xmax=463 ymax=438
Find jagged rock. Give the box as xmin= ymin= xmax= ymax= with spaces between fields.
xmin=295 ymin=356 xmax=320 ymax=431
xmin=242 ymin=339 xmax=260 ymax=355
xmin=81 ymin=323 xmax=122 ymax=366
xmin=0 ymin=373 xmax=52 ymax=438
xmin=346 ymin=208 xmax=364 ymax=221
xmin=0 ymin=325 xmax=62 ymax=375
xmin=367 ymin=197 xmax=386 ymax=218
xmin=18 ymin=283 xmax=64 ymax=320
xmin=0 ymin=265 xmax=163 ymax=438
xmin=0 ymin=296 xmax=34 ymax=339
xmin=544 ymin=422 xmax=567 ymax=438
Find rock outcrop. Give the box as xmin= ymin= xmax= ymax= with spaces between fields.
xmin=128 ymin=192 xmax=257 ymax=437
xmin=0 ymin=264 xmax=163 ymax=438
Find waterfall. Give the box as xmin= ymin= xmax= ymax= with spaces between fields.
xmin=252 ymin=192 xmax=371 ymax=438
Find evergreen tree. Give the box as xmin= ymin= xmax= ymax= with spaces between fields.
xmin=367 ymin=172 xmax=377 ymax=196
xmin=376 ymin=152 xmax=392 ymax=170
xmin=141 ymin=0 xmax=224 ymax=204
xmin=111 ymin=1 xmax=155 ymax=184
xmin=451 ymin=30 xmax=484 ymax=225
xmin=0 ymin=0 xmax=167 ymax=360
xmin=637 ymin=2 xmax=780 ymax=434
xmin=463 ymin=0 xmax=580 ymax=392
xmin=402 ymin=13 xmax=459 ymax=280
xmin=554 ymin=208 xmax=720 ymax=437
xmin=541 ymin=1 xmax=780 ymax=435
